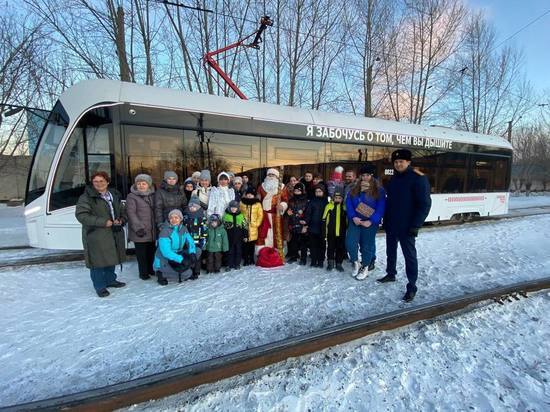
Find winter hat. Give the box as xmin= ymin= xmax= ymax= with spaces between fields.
xmin=293 ymin=182 xmax=305 ymax=193
xmin=314 ymin=184 xmax=326 ymax=194
xmin=333 ymin=186 xmax=344 ymax=198
xmin=227 ymin=172 xmax=235 ymax=179
xmin=188 ymin=196 xmax=201 ymax=208
xmin=168 ymin=209 xmax=183 ymax=220
xmin=227 ymin=200 xmax=240 ymax=210
xmin=191 ymin=171 xmax=201 ymax=180
xmin=164 ymin=170 xmax=178 ymax=181
xmin=183 ymin=177 xmax=195 ymax=189
xmin=135 ymin=173 xmax=153 ymax=187
xmin=391 ymin=149 xmax=412 ymax=162
xmin=245 ymin=186 xmax=257 ymax=196
xmin=217 ymin=171 xmax=230 ymax=181
xmin=200 ymin=169 xmax=211 ymax=182
xmin=359 ymin=162 xmax=376 ymax=176
xmin=330 ymin=166 xmax=344 ymax=181
xmin=266 ymin=168 xmax=280 ymax=178
xmin=234 ymin=176 xmax=243 ymax=184
xmin=209 ymin=213 xmax=221 ymax=224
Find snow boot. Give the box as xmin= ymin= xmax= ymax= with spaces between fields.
xmin=402 ymin=290 xmax=416 ymax=302
xmin=335 ymin=263 xmax=345 ymax=272
xmin=96 ymin=288 xmax=110 ymax=298
xmin=156 ymin=272 xmax=168 ymax=286
xmin=377 ymin=274 xmax=396 ymax=283
xmin=299 ymin=258 xmax=307 ymax=265
xmin=108 ymin=280 xmax=126 ymax=288
xmin=327 ymin=260 xmax=335 ymax=270
xmin=139 ymin=274 xmax=151 ymax=280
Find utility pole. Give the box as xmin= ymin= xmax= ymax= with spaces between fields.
xmin=507 ymin=120 xmax=512 ymax=143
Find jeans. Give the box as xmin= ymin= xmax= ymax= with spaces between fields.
xmin=345 ymin=222 xmax=377 ymax=266
xmin=90 ymin=266 xmax=117 ymax=291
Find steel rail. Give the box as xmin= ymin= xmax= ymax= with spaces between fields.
xmin=3 ymin=277 xmax=550 ymax=412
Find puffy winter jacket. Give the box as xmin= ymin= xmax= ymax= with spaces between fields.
xmin=346 ymin=188 xmax=386 ymax=225
xmin=153 ymin=222 xmax=196 ymax=277
xmin=126 ymin=185 xmax=156 ymax=243
xmin=205 ymin=225 xmax=229 ymax=253
xmin=240 ymin=198 xmax=264 ymax=241
xmin=154 ymin=181 xmax=187 ymax=228
xmin=305 ymin=196 xmax=328 ymax=235
xmin=223 ymin=210 xmax=248 ymax=244
xmin=183 ymin=207 xmax=208 ymax=248
xmin=322 ymin=201 xmax=347 ymax=239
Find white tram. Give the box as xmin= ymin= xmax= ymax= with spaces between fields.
xmin=25 ymin=80 xmax=512 ymax=250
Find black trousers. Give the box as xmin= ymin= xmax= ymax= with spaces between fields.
xmin=227 ymin=242 xmax=243 ymax=268
xmin=207 ymin=252 xmax=223 ymax=272
xmin=309 ymin=233 xmax=326 ymax=265
xmin=386 ymin=233 xmax=418 ymax=293
xmin=288 ymin=233 xmax=309 ymax=262
xmin=243 ymin=241 xmax=256 ymax=264
xmin=326 ymin=235 xmax=346 ymax=264
xmin=134 ymin=241 xmax=155 ymax=276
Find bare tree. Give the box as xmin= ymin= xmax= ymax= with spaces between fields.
xmin=452 ymin=12 xmax=532 ymax=135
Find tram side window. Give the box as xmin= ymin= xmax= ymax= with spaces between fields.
xmin=327 ymin=143 xmax=393 ymax=185
xmin=411 ymin=150 xmax=438 ymax=192
xmin=437 ymin=152 xmax=468 ymax=193
xmin=50 ymin=108 xmax=113 ymax=211
xmin=468 ymin=155 xmax=509 ymax=192
xmin=125 ymin=126 xmax=184 ymax=188
xmin=193 ymin=131 xmax=261 ymax=184
xmin=266 ymin=138 xmax=325 ymax=183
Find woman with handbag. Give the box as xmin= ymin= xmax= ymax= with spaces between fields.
xmin=75 ymin=171 xmax=127 ymax=297
xmin=345 ymin=163 xmax=385 ymax=280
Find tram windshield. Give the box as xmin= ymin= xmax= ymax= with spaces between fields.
xmin=26 ymin=102 xmax=69 ymax=204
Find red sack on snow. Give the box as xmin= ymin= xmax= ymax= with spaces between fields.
xmin=256 ymin=247 xmax=284 ymax=268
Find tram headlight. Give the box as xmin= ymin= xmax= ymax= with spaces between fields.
xmin=129 ymin=108 xmax=136 ymax=116
xmin=24 ymin=206 xmax=41 ymax=216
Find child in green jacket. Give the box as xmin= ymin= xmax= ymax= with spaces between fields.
xmin=205 ymin=214 xmax=229 ymax=273
xmin=223 ymin=200 xmax=248 ymax=270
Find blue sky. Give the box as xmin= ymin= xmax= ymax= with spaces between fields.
xmin=468 ymin=0 xmax=550 ymax=96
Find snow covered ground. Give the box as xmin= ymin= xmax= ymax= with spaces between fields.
xmin=1 ymin=214 xmax=550 ymax=407
xmin=509 ymin=192 xmax=550 ymax=210
xmin=0 ymin=205 xmax=28 ymax=248
xmin=128 ymin=291 xmax=550 ymax=412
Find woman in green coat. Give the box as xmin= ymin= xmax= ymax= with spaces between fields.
xmin=75 ymin=171 xmax=127 ymax=297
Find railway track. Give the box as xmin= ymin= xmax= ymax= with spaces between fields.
xmin=2 ymin=206 xmax=549 ymax=269
xmin=3 ymin=276 xmax=549 ymax=412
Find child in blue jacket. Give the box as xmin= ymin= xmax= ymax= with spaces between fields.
xmin=154 ymin=209 xmax=197 ymax=284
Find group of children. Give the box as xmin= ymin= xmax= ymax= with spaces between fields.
xmin=173 ymin=186 xmax=263 ymax=277
xmin=286 ymin=183 xmax=347 ymax=271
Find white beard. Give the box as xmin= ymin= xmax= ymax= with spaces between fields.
xmin=262 ymin=177 xmax=279 ymax=194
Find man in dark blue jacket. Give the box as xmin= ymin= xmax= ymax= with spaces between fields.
xmin=378 ymin=149 xmax=431 ymax=302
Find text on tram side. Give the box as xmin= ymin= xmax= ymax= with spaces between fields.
xmin=305 ymin=125 xmax=453 ymax=150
